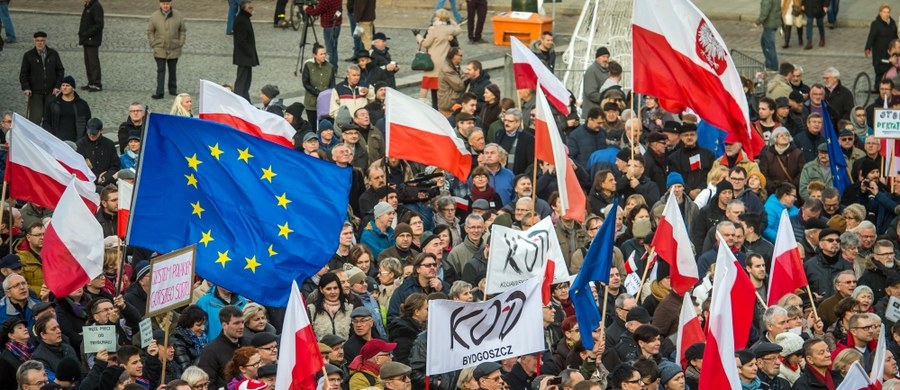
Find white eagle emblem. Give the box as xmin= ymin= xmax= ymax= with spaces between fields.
xmin=694 ymin=19 xmax=727 ymax=76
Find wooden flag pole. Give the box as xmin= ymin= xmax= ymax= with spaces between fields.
xmin=755 ymin=291 xmax=767 ymax=308
xmin=805 ymin=285 xmax=821 ymax=322
xmin=636 ymin=248 xmax=655 ymax=302
xmin=160 ymin=312 xmax=171 ymax=386
xmin=601 ymin=284 xmax=611 ymax=327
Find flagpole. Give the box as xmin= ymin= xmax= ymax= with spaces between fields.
xmin=160 ymin=312 xmax=171 ymax=386
xmin=754 ymin=291 xmax=766 ymax=308
xmin=636 ymin=248 xmax=654 ymax=302
xmin=805 ymin=285 xmax=821 ymax=322
xmin=601 ymin=284 xmax=610 ymax=328
xmin=632 ymin=94 xmax=642 ymax=160
xmin=115 ymin=242 xmax=125 ymax=295
xmin=0 ymin=181 xmax=8 ymax=252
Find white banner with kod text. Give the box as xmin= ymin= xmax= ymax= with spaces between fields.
xmin=485 ymin=217 xmax=570 ymax=295
xmin=426 ymin=277 xmax=544 ymax=376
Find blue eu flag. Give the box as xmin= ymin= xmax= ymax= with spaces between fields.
xmin=128 ymin=114 xmax=351 ymax=306
xmin=822 ymin=102 xmax=852 ymax=194
xmin=571 ymin=198 xmax=617 ymax=350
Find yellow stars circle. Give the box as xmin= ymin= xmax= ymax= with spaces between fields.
xmin=267 ymin=244 xmax=278 ymax=257
xmin=275 ymin=192 xmax=292 ymax=209
xmin=199 ymin=230 xmax=214 ymax=247
xmin=191 ymin=201 xmax=205 ymax=218
xmin=185 ymin=173 xmax=198 ymax=188
xmin=237 ymin=148 xmax=254 ymax=163
xmin=244 ymin=255 xmax=261 ymax=273
xmin=277 ymin=222 xmax=294 ymax=239
xmin=185 ymin=153 xmax=203 ymax=171
xmin=260 ymin=165 xmax=277 ymax=183
xmin=209 ymin=143 xmax=225 ymax=160
xmin=215 ymin=250 xmax=231 ymax=267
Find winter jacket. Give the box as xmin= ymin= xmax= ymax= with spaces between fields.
xmin=644 ymin=150 xmax=670 ymax=195
xmin=117 ymin=117 xmax=144 ymax=153
xmin=54 ymin=296 xmax=90 ymax=354
xmin=232 ymin=9 xmax=258 ymax=67
xmin=767 ymin=74 xmax=793 ymax=100
xmin=555 ymin=222 xmax=588 ymax=271
xmin=464 ymin=71 xmax=491 ymax=111
xmin=866 ymin=16 xmax=898 ymax=67
xmin=762 ymin=195 xmax=799 ymax=242
xmin=304 ymin=0 xmax=341 ymax=28
xmin=32 ymin=341 xmax=78 ymax=374
xmin=16 ymin=240 xmax=44 ymax=295
xmin=804 ymin=250 xmax=852 ymax=299
xmin=667 ymin=145 xmax=715 ymax=193
xmin=825 ymin=81 xmax=855 ymax=123
xmin=0 ymin=349 xmax=26 ymax=390
xmin=307 ymin=302 xmax=352 ymax=340
xmin=194 ymin=286 xmax=249 ymax=340
xmin=19 ymin=47 xmax=65 ymax=94
xmin=651 ymin=293 xmax=682 ymax=337
xmin=445 ymin=237 xmax=482 ymax=275
xmin=581 ymin=62 xmax=609 ymax=119
xmin=798 ymin=160 xmax=834 ymax=201
xmin=757 ymin=0 xmax=781 ymax=29
xmin=421 ymin=23 xmax=461 ymax=80
xmin=461 ymin=249 xmax=488 ymax=286
xmin=42 ymin=93 xmax=92 ymax=142
xmin=76 ymin=136 xmax=119 ymax=185
xmin=171 ymin=326 xmax=208 ymax=371
xmin=360 ymin=220 xmax=395 ymax=259
xmin=387 ymin=316 xmax=422 ymax=364
xmin=529 ymin=39 xmax=556 ymax=72
xmin=0 ymin=295 xmax=38 ymax=329
xmin=859 ymin=261 xmax=898 ymax=303
xmin=709 ymin=151 xmax=761 ymax=178
xmin=78 ymin=0 xmax=104 ymax=47
xmin=757 ymin=144 xmax=804 ymax=194
xmin=329 ymin=80 xmax=373 ymax=118
xmin=387 ymin=275 xmax=449 ymax=324
xmin=369 ymin=46 xmax=398 ymax=88
xmin=617 ymin=175 xmax=661 ymax=208
xmin=566 ymin=124 xmax=607 ymax=169
xmin=790 ymin=367 xmax=842 ymax=389
xmin=495 ymin=129 xmax=535 ymax=176
xmin=197 ymin=333 xmax=246 ymax=390
xmin=803 ymin=0 xmax=826 ymax=18
xmin=147 ymin=7 xmax=186 ymax=59
xmin=353 ymin=0 xmax=375 ymax=22
xmin=438 ymin=61 xmax=465 ymax=112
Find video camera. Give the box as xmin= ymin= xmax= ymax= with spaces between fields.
xmin=398 ymin=172 xmax=443 ymax=203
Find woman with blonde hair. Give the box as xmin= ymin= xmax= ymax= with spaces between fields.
xmin=171 ymin=93 xmax=193 ymax=116
xmin=241 ymin=303 xmax=276 ymax=344
xmin=416 ymin=9 xmax=460 ymax=109
xmin=181 ymin=366 xmax=210 ymax=390
xmin=831 ymin=349 xmax=864 ymax=376
xmin=694 ymin=166 xmax=730 ymax=208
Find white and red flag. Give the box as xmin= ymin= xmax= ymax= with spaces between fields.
xmin=625 ymin=252 xmax=638 ymax=274
xmin=275 ymin=281 xmax=323 ymax=390
xmin=689 ymin=154 xmax=701 ymax=170
xmin=42 ymin=179 xmax=104 ymax=297
xmin=6 ymin=113 xmax=99 ymax=212
xmin=675 ymin=295 xmax=705 ymax=370
xmin=631 ymin=0 xmax=764 ymax=158
xmin=510 ymin=36 xmax=572 ymax=115
xmin=198 ymin=80 xmax=296 ymax=148
xmin=117 ymin=179 xmax=133 ymax=239
xmin=767 ymin=210 xmax=808 ymax=305
xmin=385 ymin=88 xmax=472 ymax=180
xmin=870 ymin=323 xmax=887 ymax=388
xmin=651 ymin=194 xmax=698 ymax=295
xmin=699 ymin=236 xmax=756 ymax=388
xmin=534 ymin=85 xmax=586 ymax=222
xmin=838 ymin=361 xmax=878 ymax=390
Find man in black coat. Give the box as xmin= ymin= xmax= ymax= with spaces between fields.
xmin=78 ymin=0 xmax=104 ymax=91
xmin=198 ymin=306 xmax=247 ymax=390
xmin=76 ymin=118 xmax=120 ymax=190
xmin=667 ymin=123 xmax=715 ymax=199
xmin=232 ymin=0 xmax=259 ymax=102
xmin=463 ymin=61 xmax=491 ymax=111
xmin=42 ymin=76 xmax=92 ymax=142
xmin=822 ymin=69 xmax=855 ymax=123
xmin=19 ymin=31 xmax=65 ymax=125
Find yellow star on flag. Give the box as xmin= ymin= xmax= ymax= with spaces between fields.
xmin=260 ymin=166 xmax=277 ymax=183
xmin=237 ymin=148 xmax=254 ymax=163
xmin=215 ymin=250 xmax=231 ymax=267
xmin=191 ymin=201 xmax=205 ymax=218
xmin=209 ymin=143 xmax=225 ymax=160
xmin=268 ymin=244 xmax=278 ymax=257
xmin=277 ymin=222 xmax=294 ymax=239
xmin=185 ymin=153 xmax=203 ymax=171
xmin=185 ymin=173 xmax=198 ymax=188
xmin=199 ymin=230 xmax=214 ymax=247
xmin=275 ymin=193 xmax=292 ymax=209
xmin=244 ymin=255 xmax=261 ymax=273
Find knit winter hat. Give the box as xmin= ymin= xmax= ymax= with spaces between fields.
xmin=775 ymin=332 xmax=804 ymax=356
xmin=260 ymin=84 xmax=280 ymax=99
xmin=666 ymin=172 xmax=684 ymax=188
xmin=285 ymin=102 xmax=305 ymax=119
xmin=393 ymin=223 xmax=413 ymax=238
xmin=658 ymin=361 xmax=682 ymax=386
xmin=373 ymin=202 xmax=393 ymax=219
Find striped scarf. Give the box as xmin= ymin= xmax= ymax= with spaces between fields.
xmin=5 ymin=341 xmax=32 ymax=362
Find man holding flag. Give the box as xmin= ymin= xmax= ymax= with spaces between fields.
xmin=571 ymin=199 xmax=617 ymax=350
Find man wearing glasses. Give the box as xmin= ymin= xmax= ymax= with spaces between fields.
xmin=804 ymin=228 xmax=851 ymax=303
xmin=348 ymin=339 xmax=395 ymax=389
xmin=832 ymin=313 xmax=879 ymax=371
xmin=380 ymin=362 xmax=411 ymax=390
xmin=859 ymin=240 xmax=897 ymax=303
xmin=473 ymin=362 xmax=505 ymax=390
xmin=386 ymin=252 xmax=448 ymax=323
xmin=17 ymin=223 xmax=44 ymax=295
xmin=751 ymin=342 xmax=790 ymax=389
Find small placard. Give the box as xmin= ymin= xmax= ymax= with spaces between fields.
xmin=874 ymin=109 xmax=900 ymax=139
xmin=83 ymin=325 xmax=117 ymax=354
xmin=886 ymin=296 xmax=900 ymax=322
xmin=139 ymin=318 xmax=153 ymax=348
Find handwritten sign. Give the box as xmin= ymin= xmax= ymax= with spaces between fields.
xmin=874 ymin=109 xmax=900 ymax=139
xmin=83 ymin=325 xmax=117 ymax=353
xmin=147 ymin=245 xmax=196 ymax=317
xmin=139 ymin=318 xmax=154 ymax=348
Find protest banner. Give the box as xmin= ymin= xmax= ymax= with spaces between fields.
xmin=83 ymin=325 xmax=117 ymax=353
xmin=874 ymin=109 xmax=900 ymax=139
xmin=485 ymin=217 xmax=569 ymax=294
xmin=147 ymin=245 xmax=196 ymax=317
xmin=426 ymin=277 xmax=544 ymax=376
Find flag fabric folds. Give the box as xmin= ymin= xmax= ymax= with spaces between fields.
xmin=822 ymin=102 xmax=852 ymax=193
xmin=128 ymin=113 xmax=351 ymax=306
xmin=384 ymin=88 xmax=472 ymax=180
xmin=675 ymin=295 xmax=705 ymax=370
xmin=533 ymin=85 xmax=586 ymax=222
xmin=117 ymin=179 xmax=133 ymax=239
xmin=651 ymin=194 xmax=698 ymax=295
xmin=871 ymin=323 xmax=886 ymax=386
xmin=631 ymin=0 xmax=764 ymax=158
xmin=6 ymin=113 xmax=99 ymax=212
xmin=42 ymin=179 xmax=104 ymax=297
xmin=699 ymin=237 xmax=756 ymax=388
xmin=768 ymin=210 xmax=808 ymax=305
xmin=510 ymin=37 xmax=572 ymax=115
xmin=275 ymin=281 xmax=323 ymax=390
xmin=198 ymin=80 xmax=297 ymax=148
xmin=571 ymin=198 xmax=617 ymax=350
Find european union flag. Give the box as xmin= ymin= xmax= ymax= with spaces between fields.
xmin=822 ymin=102 xmax=852 ymax=194
xmin=570 ymin=198 xmax=617 ymax=350
xmin=128 ymin=114 xmax=351 ymax=306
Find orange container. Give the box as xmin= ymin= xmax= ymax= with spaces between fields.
xmin=491 ymin=12 xmax=554 ymax=46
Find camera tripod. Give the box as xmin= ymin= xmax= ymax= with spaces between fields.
xmin=291 ymin=8 xmax=320 ymax=77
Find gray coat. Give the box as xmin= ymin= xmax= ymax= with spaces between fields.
xmin=148 ymin=8 xmax=186 ymax=59
xmin=581 ymin=62 xmax=609 ymax=119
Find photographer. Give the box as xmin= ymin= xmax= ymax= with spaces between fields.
xmin=304 ymin=0 xmax=342 ymax=68
xmin=841 ymin=159 xmax=886 ymax=207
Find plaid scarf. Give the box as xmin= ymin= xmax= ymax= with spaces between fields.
xmin=5 ymin=341 xmax=32 ymax=362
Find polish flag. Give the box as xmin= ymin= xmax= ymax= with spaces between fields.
xmin=385 ymin=88 xmax=472 ymax=180
xmin=880 ymin=138 xmax=900 ymax=177
xmin=534 ymin=85 xmax=586 ymax=222
xmin=689 ymin=154 xmax=701 ymax=170
xmin=839 ymin=361 xmax=878 ymax=390
xmin=699 ymin=236 xmax=756 ymax=389
xmin=198 ymin=80 xmax=296 ymax=148
xmin=651 ymin=194 xmax=698 ymax=295
xmin=675 ymin=295 xmax=705 ymax=370
xmin=117 ymin=179 xmax=133 ymax=239
xmin=42 ymin=179 xmax=104 ymax=297
xmin=625 ymin=252 xmax=638 ymax=274
xmin=767 ymin=210 xmax=808 ymax=306
xmin=632 ymin=0 xmax=764 ymax=158
xmin=510 ymin=36 xmax=572 ymax=115
xmin=275 ymin=281 xmax=324 ymax=390
xmin=6 ymin=113 xmax=99 ymax=212
xmin=870 ymin=323 xmax=887 ymax=387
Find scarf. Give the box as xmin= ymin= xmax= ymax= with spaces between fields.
xmin=323 ymin=299 xmax=341 ymax=316
xmin=174 ymin=326 xmax=208 ymax=357
xmin=125 ymin=149 xmax=139 ymax=160
xmin=774 ymin=144 xmax=790 ymax=154
xmin=5 ymin=341 xmax=32 ymax=362
xmin=741 ymin=377 xmax=761 ymax=390
xmin=809 ymin=367 xmax=835 ymax=390
xmin=650 ymin=280 xmax=670 ymax=301
xmin=469 ymin=185 xmax=498 ymax=202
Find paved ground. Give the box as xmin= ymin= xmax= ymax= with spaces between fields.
xmin=0 ymin=0 xmax=872 ymax=134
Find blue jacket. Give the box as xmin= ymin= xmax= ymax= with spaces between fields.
xmin=762 ymin=195 xmax=799 ymax=242
xmin=0 ymin=296 xmax=40 ymax=329
xmin=360 ymin=220 xmax=394 ymax=258
xmin=566 ymin=124 xmax=607 ymax=169
xmin=195 ymin=286 xmax=248 ymax=340
xmin=387 ymin=274 xmax=449 ymax=324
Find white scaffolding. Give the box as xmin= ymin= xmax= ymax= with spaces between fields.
xmin=560 ymin=0 xmax=633 ymax=103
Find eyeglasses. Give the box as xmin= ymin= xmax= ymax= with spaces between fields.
xmin=351 ymin=318 xmax=372 ymax=324
xmin=854 ymin=324 xmax=878 ymax=331
xmin=28 ymin=381 xmax=49 ymax=387
xmin=243 ymin=360 xmax=262 ymax=368
xmin=192 ymin=383 xmax=210 ymax=390
xmin=484 ymin=375 xmax=502 ymax=382
xmin=729 ymin=177 xmax=745 ymax=182
xmin=876 ymin=252 xmax=894 ymax=256
xmin=419 ymin=262 xmax=437 ymax=268
xmin=839 ymin=137 xmax=854 ymax=142
xmin=821 ymin=238 xmax=839 ymax=243
xmin=258 ymin=346 xmax=278 ymax=352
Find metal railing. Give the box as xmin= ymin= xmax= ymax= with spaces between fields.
xmin=730 ymin=49 xmax=768 ymax=97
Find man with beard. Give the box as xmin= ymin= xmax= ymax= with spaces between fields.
xmin=859 ymin=240 xmax=898 ymax=303
xmin=379 ymin=223 xmax=420 ymax=264
xmin=667 ymin=122 xmax=714 ymax=199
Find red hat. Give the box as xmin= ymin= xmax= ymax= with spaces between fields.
xmin=360 ymin=339 xmax=397 ymax=360
xmin=724 ymin=132 xmax=740 ymax=144
xmin=237 ymin=380 xmax=267 ymax=390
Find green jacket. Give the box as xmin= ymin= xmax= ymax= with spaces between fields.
xmin=757 ymin=0 xmax=781 ymax=29
xmin=302 ymin=59 xmax=335 ymax=108
xmin=799 ymin=160 xmax=835 ymax=201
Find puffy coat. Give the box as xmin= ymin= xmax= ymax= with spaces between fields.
xmin=306 ymin=302 xmax=352 ymax=340
xmin=762 ymin=194 xmax=799 ymax=242
xmin=421 ymin=23 xmax=461 ymax=80
xmin=148 ymin=7 xmax=186 ymax=59
xmin=195 ymin=286 xmax=249 ymax=339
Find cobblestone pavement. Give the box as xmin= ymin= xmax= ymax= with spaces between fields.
xmin=0 ymin=6 xmax=871 ymax=133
